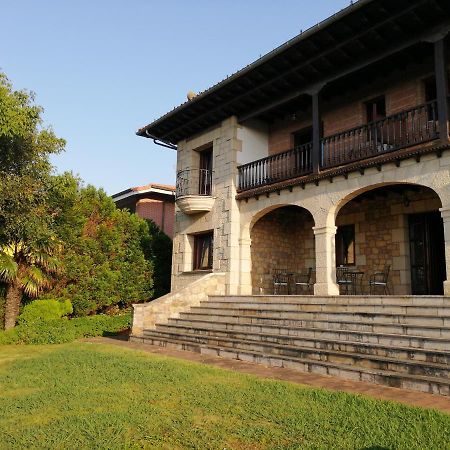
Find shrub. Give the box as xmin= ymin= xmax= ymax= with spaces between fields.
xmin=0 ymin=327 xmax=20 ymax=345
xmin=47 ymin=182 xmax=153 ymax=316
xmin=18 ymin=299 xmax=73 ymax=325
xmin=142 ymin=220 xmax=172 ymax=299
xmin=0 ymin=313 xmax=131 ymax=345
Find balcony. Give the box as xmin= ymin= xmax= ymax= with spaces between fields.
xmin=238 ymin=101 xmax=439 ymax=192
xmin=176 ymin=168 xmax=214 ymax=214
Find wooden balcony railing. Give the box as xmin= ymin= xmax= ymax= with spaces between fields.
xmin=238 ymin=142 xmax=313 ymax=191
xmin=237 ymin=101 xmax=439 ymax=192
xmin=321 ymin=100 xmax=438 ymax=169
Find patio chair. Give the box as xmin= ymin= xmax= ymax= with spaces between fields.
xmin=273 ymin=269 xmax=290 ymax=295
xmin=369 ymin=265 xmax=391 ymax=295
xmin=293 ymin=267 xmax=313 ymax=294
xmin=336 ymin=266 xmax=352 ymax=294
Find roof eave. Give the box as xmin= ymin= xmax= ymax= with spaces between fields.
xmin=136 ymin=0 xmax=374 ymax=138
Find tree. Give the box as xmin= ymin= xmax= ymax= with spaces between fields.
xmin=0 ymin=72 xmax=65 ymax=329
xmin=0 ymin=241 xmax=61 ymax=329
xmin=46 ymin=175 xmax=153 ymax=316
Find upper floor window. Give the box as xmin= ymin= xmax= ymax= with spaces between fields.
xmin=366 ymin=96 xmax=386 ymax=123
xmin=193 ymin=231 xmax=213 ymax=270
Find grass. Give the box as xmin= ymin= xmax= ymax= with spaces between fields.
xmin=0 ymin=343 xmax=449 ymax=450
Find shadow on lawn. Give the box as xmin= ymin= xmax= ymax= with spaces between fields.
xmin=102 ymin=328 xmax=130 ymax=341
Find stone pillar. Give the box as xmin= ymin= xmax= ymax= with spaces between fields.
xmin=440 ymin=207 xmax=450 ymax=296
xmin=313 ymin=225 xmax=340 ymax=296
xmin=239 ymin=237 xmax=252 ymax=295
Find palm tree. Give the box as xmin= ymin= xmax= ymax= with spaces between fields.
xmin=0 ymin=240 xmax=60 ymax=330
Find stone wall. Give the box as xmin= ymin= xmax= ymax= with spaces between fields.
xmin=251 ymin=207 xmax=315 ymax=294
xmin=132 ymin=272 xmax=226 ymax=336
xmin=171 ymin=117 xmax=242 ymax=293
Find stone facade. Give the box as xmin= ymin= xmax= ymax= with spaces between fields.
xmin=168 ymin=68 xmax=450 ymax=298
xmin=171 ymin=118 xmax=241 ymax=294
xmin=247 ymin=186 xmax=442 ymax=296
xmin=170 ymin=115 xmax=450 ymax=297
xmin=238 ymin=150 xmax=450 ymax=296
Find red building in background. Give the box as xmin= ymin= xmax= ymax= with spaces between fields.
xmin=112 ymin=183 xmax=175 ymax=238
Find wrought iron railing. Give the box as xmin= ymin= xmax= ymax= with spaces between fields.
xmin=238 ymin=142 xmax=313 ymax=191
xmin=176 ymin=168 xmax=212 ymax=198
xmin=237 ymin=101 xmax=439 ymax=191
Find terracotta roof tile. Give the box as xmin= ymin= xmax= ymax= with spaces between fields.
xmin=132 ymin=183 xmax=175 ymax=192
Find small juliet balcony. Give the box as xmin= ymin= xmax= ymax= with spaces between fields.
xmin=238 ymin=101 xmax=440 ymax=192
xmin=176 ymin=168 xmax=214 ymax=214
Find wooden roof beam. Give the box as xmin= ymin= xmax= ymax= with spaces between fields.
xmin=238 ymin=22 xmax=450 ymax=123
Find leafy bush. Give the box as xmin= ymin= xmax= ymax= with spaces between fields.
xmin=47 ymin=178 xmax=153 ymax=316
xmin=142 ymin=220 xmax=172 ymax=298
xmin=0 ymin=313 xmax=131 ymax=345
xmin=18 ymin=299 xmax=73 ymax=325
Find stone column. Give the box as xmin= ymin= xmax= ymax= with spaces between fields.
xmin=238 ymin=237 xmax=252 ymax=295
xmin=313 ymin=225 xmax=340 ymax=296
xmin=440 ymin=207 xmax=450 ymax=296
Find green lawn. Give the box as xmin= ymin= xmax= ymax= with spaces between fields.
xmin=0 ymin=343 xmax=449 ymax=450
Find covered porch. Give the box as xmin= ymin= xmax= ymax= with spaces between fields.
xmin=248 ymin=184 xmax=447 ymax=296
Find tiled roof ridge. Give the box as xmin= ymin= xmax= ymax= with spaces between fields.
xmin=132 ymin=182 xmax=176 ymax=192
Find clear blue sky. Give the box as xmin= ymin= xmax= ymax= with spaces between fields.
xmin=0 ymin=0 xmax=350 ymax=194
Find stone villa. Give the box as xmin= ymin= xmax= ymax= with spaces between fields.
xmin=132 ymin=0 xmax=450 ymax=395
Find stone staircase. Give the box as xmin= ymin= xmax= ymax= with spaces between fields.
xmin=131 ymin=295 xmax=450 ymax=396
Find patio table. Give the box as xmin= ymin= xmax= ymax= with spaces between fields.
xmin=345 ymin=270 xmax=364 ymax=295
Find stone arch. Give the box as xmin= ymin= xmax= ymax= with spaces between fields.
xmin=322 ymin=166 xmax=450 ymax=228
xmin=250 ymin=204 xmax=315 ymax=294
xmin=248 ymin=203 xmax=314 ymax=231
xmin=333 ymin=182 xmax=443 ymax=220
xmin=332 ymin=182 xmax=445 ymax=295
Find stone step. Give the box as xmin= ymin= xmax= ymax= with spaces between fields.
xmin=186 ymin=307 xmax=450 ymax=327
xmin=167 ymin=318 xmax=450 ymax=351
xmin=176 ymin=313 xmax=450 ymax=338
xmin=143 ymin=329 xmax=450 ymax=379
xmin=131 ymin=333 xmax=450 ymax=396
xmin=209 ymin=295 xmax=449 ymax=307
xmin=156 ymin=323 xmax=450 ymax=362
xmin=201 ymin=300 xmax=450 ymax=316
